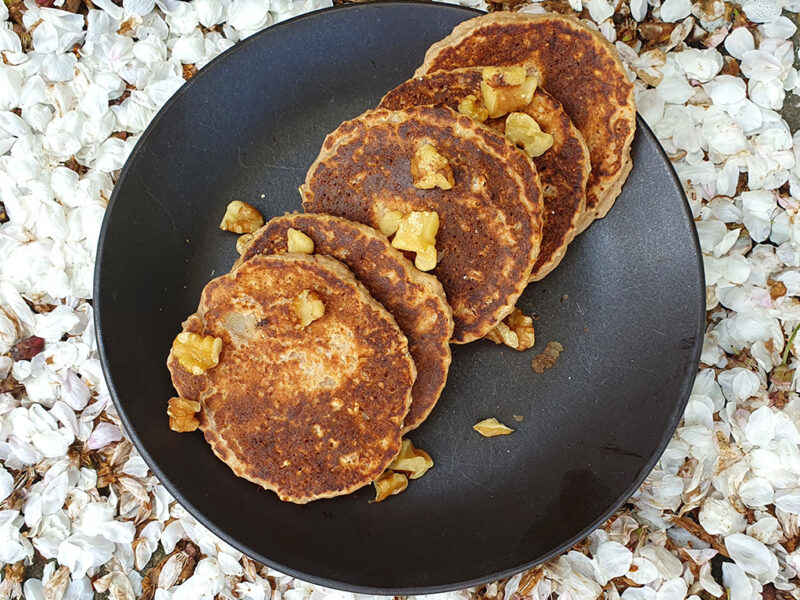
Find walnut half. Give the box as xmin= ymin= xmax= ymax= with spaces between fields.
xmin=372 ymin=470 xmax=408 ymax=502
xmin=219 ymin=201 xmax=264 ymax=234
xmin=287 ymin=228 xmax=314 ymax=254
xmin=480 ymin=66 xmax=538 ymax=118
xmin=171 ymin=332 xmax=222 ymax=375
xmin=390 ymin=211 xmax=440 ymax=272
xmin=473 ymin=417 xmax=514 ymax=437
xmin=486 ymin=308 xmax=535 ymax=351
xmin=411 ymin=143 xmax=454 ymax=190
xmin=388 ymin=439 xmax=433 ymax=479
xmin=505 ymin=112 xmax=554 ymax=158
xmin=167 ymin=397 xmax=201 ymax=432
xmin=457 ymin=94 xmax=489 ymax=123
xmin=292 ymin=289 xmax=324 ymax=329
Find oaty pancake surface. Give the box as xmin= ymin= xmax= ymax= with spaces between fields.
xmin=380 ymin=67 xmax=590 ymax=281
xmin=301 ymin=105 xmax=543 ymax=344
xmin=417 ymin=12 xmax=635 ymax=232
xmin=237 ymin=213 xmax=453 ymax=432
xmin=168 ymin=253 xmax=415 ymax=504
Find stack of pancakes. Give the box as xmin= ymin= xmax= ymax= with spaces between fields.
xmin=167 ymin=11 xmax=636 ymax=504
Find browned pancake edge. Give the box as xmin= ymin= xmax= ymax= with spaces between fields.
xmin=416 ymin=11 xmax=635 ymax=231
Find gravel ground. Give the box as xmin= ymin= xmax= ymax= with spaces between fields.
xmin=2 ymin=0 xmax=800 ymax=599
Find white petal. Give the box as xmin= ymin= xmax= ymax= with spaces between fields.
xmin=0 ymin=66 xmax=23 ymax=111
xmin=724 ymin=28 xmax=754 ymax=61
xmin=741 ymin=190 xmax=776 ymax=243
xmin=744 ymin=406 xmax=775 ymax=447
xmin=660 ymin=0 xmax=692 ymax=22
xmin=774 ymin=492 xmax=800 ymax=513
xmin=627 ymin=557 xmax=658 ymax=584
xmin=699 ymin=561 xmax=724 ymax=596
xmin=738 ymin=477 xmax=774 ymax=507
xmin=656 ymin=578 xmax=688 ymax=600
xmin=699 ymin=497 xmax=747 ymax=535
xmin=725 ymin=533 xmax=777 ymax=577
xmin=595 ymin=541 xmax=632 ymax=584
xmin=588 ymin=0 xmax=614 ymax=23
xmin=675 ymin=48 xmax=723 ymax=82
xmin=86 ymin=422 xmax=123 ymax=450
xmin=0 ymin=467 xmax=13 ymax=503
xmin=761 ymin=16 xmax=796 ymax=39
xmin=622 ymin=587 xmax=657 ymax=600
xmin=57 ymin=533 xmax=115 ymax=579
xmin=742 ymin=0 xmax=781 ymax=23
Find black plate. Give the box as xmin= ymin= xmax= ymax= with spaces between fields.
xmin=94 ymin=2 xmax=705 ymax=593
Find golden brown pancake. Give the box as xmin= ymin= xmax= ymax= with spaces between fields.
xmin=301 ymin=105 xmax=543 ymax=343
xmin=168 ymin=253 xmax=416 ymax=503
xmin=416 ymin=11 xmax=635 ymax=232
xmin=380 ymin=67 xmax=590 ymax=281
xmin=236 ymin=213 xmax=453 ymax=432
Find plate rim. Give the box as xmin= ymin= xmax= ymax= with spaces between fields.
xmin=93 ymin=2 xmax=706 ymax=593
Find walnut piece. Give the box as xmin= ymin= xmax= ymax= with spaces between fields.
xmin=505 ymin=112 xmax=554 ymax=158
xmin=388 ymin=439 xmax=433 ymax=479
xmin=372 ymin=470 xmax=408 ymax=502
xmin=531 ymin=341 xmax=564 ymax=373
xmin=378 ymin=210 xmax=403 ymax=236
xmin=411 ymin=143 xmax=454 ymax=190
xmin=236 ymin=233 xmax=253 ymax=255
xmin=486 ymin=308 xmax=535 ymax=351
xmin=391 ymin=211 xmax=440 ymax=272
xmin=292 ymin=289 xmax=324 ymax=329
xmin=480 ymin=66 xmax=538 ymax=118
xmin=219 ymin=200 xmax=264 ymax=234
xmin=473 ymin=417 xmax=514 ymax=437
xmin=287 ymin=228 xmax=314 ymax=254
xmin=167 ymin=397 xmax=201 ymax=432
xmin=457 ymin=94 xmax=489 ymax=122
xmin=172 ymin=332 xmax=222 ymax=375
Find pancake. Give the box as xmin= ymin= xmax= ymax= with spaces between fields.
xmin=236 ymin=213 xmax=454 ymax=432
xmin=167 ymin=253 xmax=416 ymax=503
xmin=416 ymin=11 xmax=636 ymax=232
xmin=301 ymin=105 xmax=543 ymax=344
xmin=380 ymin=67 xmax=590 ymax=281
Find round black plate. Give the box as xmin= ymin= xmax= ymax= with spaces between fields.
xmin=95 ymin=2 xmax=705 ymax=593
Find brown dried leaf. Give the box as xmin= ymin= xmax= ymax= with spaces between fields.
xmin=0 ymin=562 xmax=24 ymax=600
xmin=92 ymin=572 xmax=114 ymax=594
xmin=43 ymin=565 xmax=71 ymax=600
xmin=118 ymin=476 xmax=149 ymax=503
xmin=7 ymin=1 xmax=26 ymax=25
xmin=10 ymin=335 xmax=44 ymax=361
xmin=531 ymin=341 xmax=563 ymax=373
xmin=517 ymin=568 xmax=545 ymax=595
xmin=638 ymin=22 xmax=676 ymax=46
xmin=158 ymin=553 xmax=189 ymax=589
xmin=768 ymin=279 xmax=787 ymax=301
xmin=668 ymin=514 xmax=729 ymax=557
xmin=108 ymin=572 xmax=135 ymax=600
xmin=665 ymin=16 xmax=695 ymax=51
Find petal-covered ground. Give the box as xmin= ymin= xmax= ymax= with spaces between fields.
xmin=1 ymin=0 xmax=800 ymax=598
